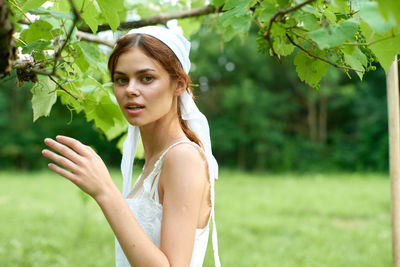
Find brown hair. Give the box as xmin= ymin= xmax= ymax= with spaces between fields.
xmin=108 ymin=33 xmax=204 ymax=150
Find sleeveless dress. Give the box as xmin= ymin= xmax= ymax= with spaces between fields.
xmin=115 ymin=140 xmax=221 ymax=267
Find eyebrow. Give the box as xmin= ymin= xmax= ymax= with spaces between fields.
xmin=114 ymin=68 xmax=155 ymax=76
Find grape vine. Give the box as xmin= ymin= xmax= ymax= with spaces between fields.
xmin=1 ymin=0 xmax=399 ymax=147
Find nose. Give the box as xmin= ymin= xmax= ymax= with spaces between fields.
xmin=126 ymin=80 xmax=140 ymax=96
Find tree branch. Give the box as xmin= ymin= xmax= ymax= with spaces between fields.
xmin=75 ymin=30 xmax=114 ymax=47
xmin=286 ymin=34 xmax=364 ymax=73
xmin=12 ymin=57 xmax=58 ymax=77
xmin=18 ymin=5 xmax=220 ymax=47
xmin=52 ymin=0 xmax=81 ymax=75
xmin=78 ymin=5 xmax=220 ymax=32
xmin=48 ymin=75 xmax=78 ymax=100
xmin=264 ymin=0 xmax=316 ymax=58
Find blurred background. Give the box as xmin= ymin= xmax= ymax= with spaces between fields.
xmin=0 ymin=25 xmax=393 ymax=266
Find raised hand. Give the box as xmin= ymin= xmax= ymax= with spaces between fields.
xmin=42 ymin=135 xmax=116 ymax=200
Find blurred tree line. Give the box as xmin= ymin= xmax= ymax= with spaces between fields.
xmin=0 ymin=26 xmax=389 ymax=172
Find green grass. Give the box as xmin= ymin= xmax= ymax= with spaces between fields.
xmin=0 ymin=170 xmax=392 ymax=266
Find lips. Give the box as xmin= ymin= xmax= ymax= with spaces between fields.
xmin=125 ymin=102 xmax=145 ymax=110
xmin=125 ymin=102 xmax=145 ymax=115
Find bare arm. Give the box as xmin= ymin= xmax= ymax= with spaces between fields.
xmin=42 ymin=136 xmax=206 ymax=267
xmin=159 ymin=143 xmax=207 ymax=265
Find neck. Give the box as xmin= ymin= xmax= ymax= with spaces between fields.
xmin=139 ymin=109 xmax=187 ymax=166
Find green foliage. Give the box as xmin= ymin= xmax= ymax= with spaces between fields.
xmin=96 ymin=0 xmax=125 ymax=32
xmin=31 ymin=76 xmax=57 ymax=121
xmin=0 ymin=71 xmax=123 ymax=170
xmin=360 ymin=20 xmax=400 ymax=72
xmin=342 ymin=46 xmax=368 ymax=80
xmin=359 ymin=1 xmax=394 ymax=33
xmin=2 ymin=0 xmax=399 ymax=168
xmin=249 ymin=0 xmax=399 ymax=86
xmin=21 ymin=0 xmax=47 ymax=12
xmin=376 ymin=0 xmax=400 ymax=27
xmin=20 ymin=20 xmax=56 ymax=43
xmin=294 ymin=50 xmax=329 ymax=87
xmin=8 ymin=0 xmax=132 ymax=149
xmin=218 ymin=0 xmax=253 ymax=41
xmin=190 ymin=27 xmax=390 ymax=172
xmin=308 ymin=18 xmax=359 ymax=50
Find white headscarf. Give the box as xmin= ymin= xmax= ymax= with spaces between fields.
xmin=119 ymin=26 xmax=219 ymax=198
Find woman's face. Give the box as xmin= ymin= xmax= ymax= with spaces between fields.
xmin=113 ymin=48 xmax=180 ymax=127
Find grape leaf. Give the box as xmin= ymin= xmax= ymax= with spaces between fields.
xmin=293 ymin=12 xmax=320 ymax=31
xmin=323 ymin=7 xmax=336 ymax=24
xmin=294 ymin=50 xmax=329 ymax=88
xmin=96 ymin=0 xmax=125 ymax=32
xmin=360 ymin=20 xmax=400 ymax=73
xmin=376 ymin=0 xmax=400 ymax=28
xmin=20 ymin=20 xmax=53 ymax=43
xmin=82 ymin=77 xmax=126 ymax=140
xmin=256 ymin=1 xmax=276 ymax=25
xmin=273 ymin=36 xmax=295 ymax=56
xmin=84 ymin=92 xmax=127 ymax=140
xmin=22 ymin=40 xmax=51 ymax=54
xmin=359 ymin=2 xmax=394 ymax=33
xmin=178 ymin=17 xmax=203 ymax=38
xmin=210 ymin=0 xmax=225 ymax=7
xmin=81 ymin=1 xmax=100 ymax=34
xmin=75 ymin=42 xmax=107 ymax=73
xmin=342 ymin=46 xmax=366 ymax=80
xmin=331 ymin=0 xmax=347 ymax=13
xmin=222 ymin=0 xmax=248 ymax=11
xmin=28 ymin=7 xmax=74 ymax=19
xmin=75 ymin=46 xmax=90 ymax=73
xmin=22 ymin=0 xmax=47 ymax=12
xmin=308 ymin=18 xmax=359 ymax=49
xmin=31 ymin=76 xmax=57 ymax=122
xmin=218 ymin=6 xmax=251 ymax=41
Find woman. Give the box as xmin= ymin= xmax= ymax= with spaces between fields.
xmin=42 ymin=26 xmax=220 ymax=267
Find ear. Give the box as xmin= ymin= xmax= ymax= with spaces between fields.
xmin=174 ymin=78 xmax=188 ymax=96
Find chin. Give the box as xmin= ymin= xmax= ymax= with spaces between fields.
xmin=127 ymin=120 xmax=145 ymax=127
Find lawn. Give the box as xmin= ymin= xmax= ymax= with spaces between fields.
xmin=0 ymin=169 xmax=392 ymax=267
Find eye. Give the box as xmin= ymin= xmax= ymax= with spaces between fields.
xmin=141 ymin=75 xmax=154 ymax=83
xmin=115 ymin=77 xmax=128 ymax=85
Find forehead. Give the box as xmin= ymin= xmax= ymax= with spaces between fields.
xmin=115 ymin=48 xmax=164 ymax=73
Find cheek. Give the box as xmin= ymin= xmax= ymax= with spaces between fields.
xmin=146 ymin=82 xmax=172 ymax=101
xmin=145 ymin=87 xmax=174 ymax=115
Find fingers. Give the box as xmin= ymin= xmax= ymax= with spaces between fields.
xmin=47 ymin=163 xmax=79 ymax=184
xmin=44 ymin=138 xmax=82 ymax=164
xmin=42 ymin=149 xmax=79 ymax=174
xmin=54 ymin=135 xmax=91 ymax=156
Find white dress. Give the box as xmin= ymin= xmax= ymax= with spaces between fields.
xmin=115 ymin=140 xmax=221 ymax=266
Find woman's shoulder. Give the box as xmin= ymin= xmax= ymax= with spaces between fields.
xmin=163 ymin=140 xmax=207 ymax=168
xmin=159 ymin=140 xmax=208 ymax=187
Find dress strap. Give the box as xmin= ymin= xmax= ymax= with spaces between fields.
xmin=160 ymin=139 xmax=197 ymax=161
